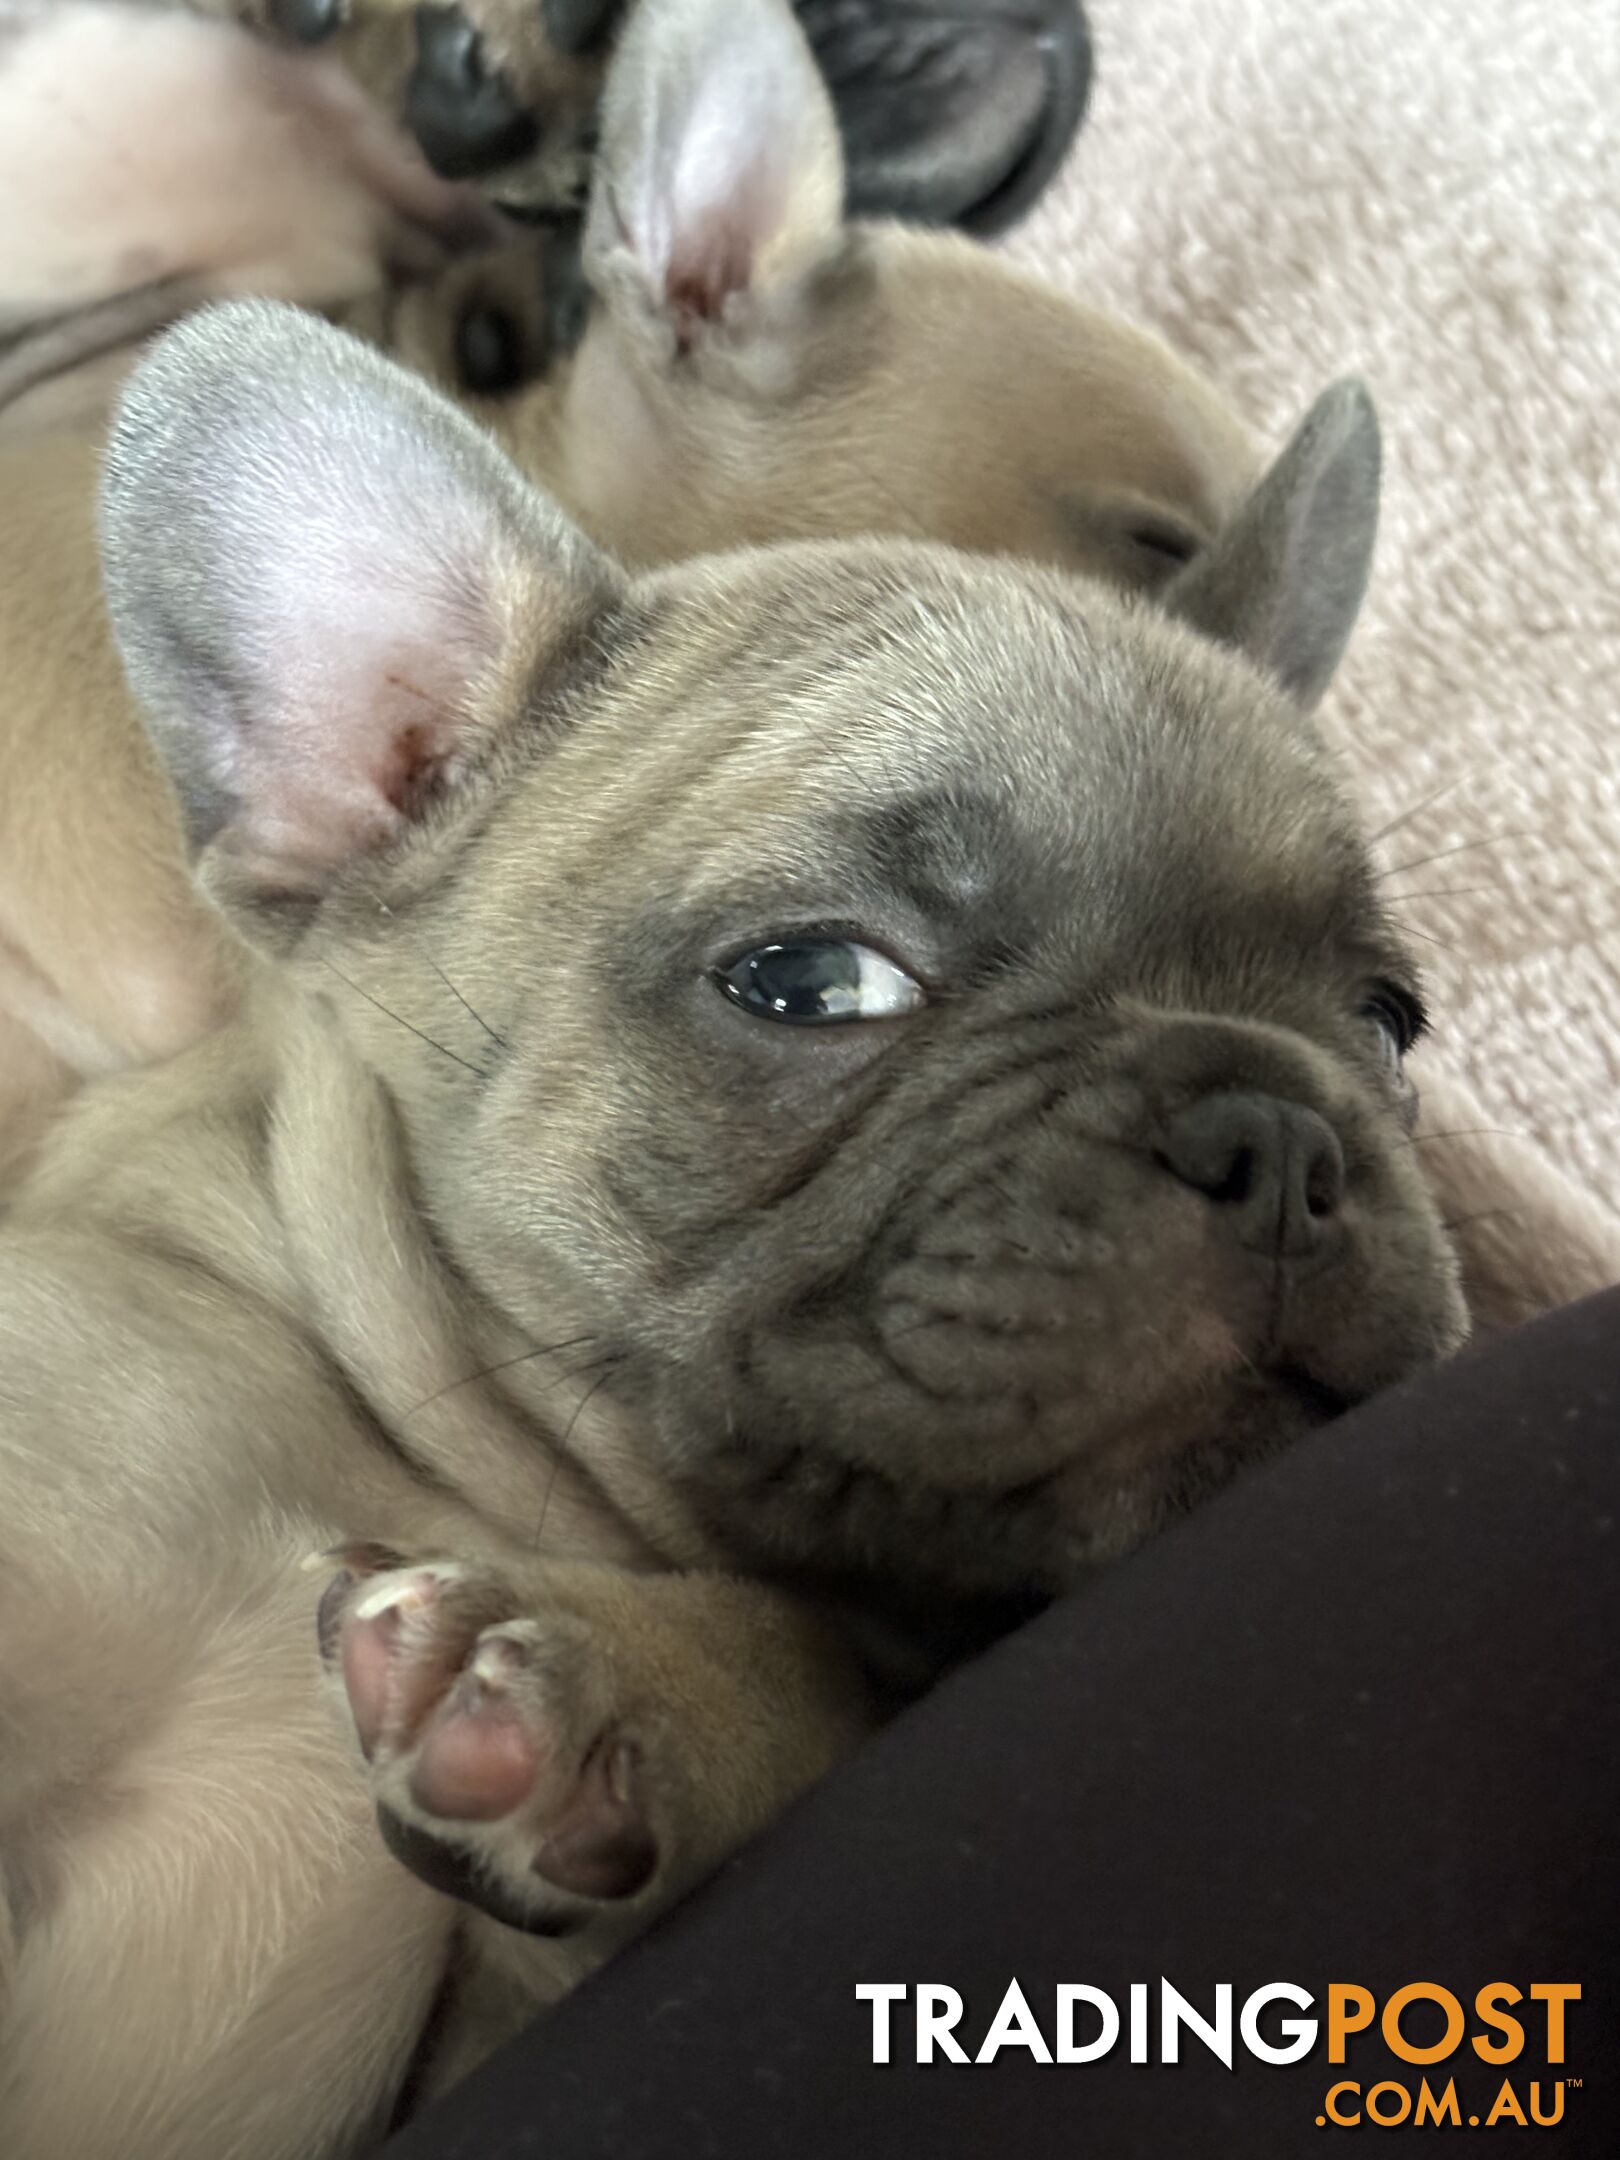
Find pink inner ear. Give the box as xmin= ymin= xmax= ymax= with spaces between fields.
xmin=667 ymin=209 xmax=756 ymax=342
xmin=659 ymin=111 xmax=803 ymax=346
xmin=230 ymin=598 xmax=489 ymax=890
xmin=211 ymin=477 xmax=505 ymax=892
xmin=376 ymin=695 xmax=459 ymax=817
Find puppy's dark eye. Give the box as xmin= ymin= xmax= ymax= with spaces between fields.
xmin=716 ymin=940 xmax=925 ymax=1025
xmin=1361 ymin=982 xmax=1426 ymax=1070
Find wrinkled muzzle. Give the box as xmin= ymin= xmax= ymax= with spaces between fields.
xmin=661 ymin=1008 xmax=1467 ymax=1597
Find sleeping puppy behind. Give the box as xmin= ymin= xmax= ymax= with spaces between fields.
xmin=0 ymin=0 xmax=1253 ymax=1186
xmin=33 ymin=0 xmax=1087 ymax=236
xmin=0 ymin=0 xmax=496 ymax=439
xmin=0 ymin=0 xmax=1090 ymax=440
xmin=0 ymin=293 xmax=1465 ymax=2157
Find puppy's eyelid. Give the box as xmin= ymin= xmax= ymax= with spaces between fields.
xmin=1366 ymin=977 xmax=1429 ymax=1052
xmin=1125 ymin=518 xmax=1201 ymax=565
xmin=1066 ymin=493 xmax=1210 ymax=579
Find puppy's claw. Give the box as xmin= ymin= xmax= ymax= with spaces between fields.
xmin=351 ymin=1567 xmax=439 ymax=1625
xmin=302 ymin=1538 xmax=406 ymax=1579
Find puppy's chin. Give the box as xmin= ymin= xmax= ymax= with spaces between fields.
xmin=1045 ymin=1364 xmax=1363 ymax=1573
xmin=653 ymin=1353 xmax=1376 ymax=1602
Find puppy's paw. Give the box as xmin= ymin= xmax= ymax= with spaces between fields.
xmin=259 ymin=0 xmax=349 ymax=42
xmin=242 ymin=0 xmax=615 ymax=211
xmin=796 ymin=0 xmax=1093 ymax=235
xmin=231 ymin=0 xmax=1092 ymax=229
xmin=336 ymin=216 xmax=590 ymax=398
xmin=319 ymin=1557 xmax=661 ymax=1934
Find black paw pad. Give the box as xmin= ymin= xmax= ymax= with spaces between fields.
xmin=541 ymin=0 xmax=625 ymax=58
xmin=535 ymin=217 xmax=592 ymax=358
xmin=795 ymin=0 xmax=1093 ymax=237
xmin=268 ymin=0 xmax=348 ymax=42
xmin=407 ymin=6 xmax=540 ymax=180
xmin=452 ymin=221 xmax=590 ymax=397
xmin=454 ymin=302 xmax=529 ymax=395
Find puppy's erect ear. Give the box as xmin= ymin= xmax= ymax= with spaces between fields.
xmin=101 ymin=299 xmax=619 ymax=905
xmin=585 ymin=0 xmax=845 ymax=374
xmin=1160 ymin=379 xmax=1381 ymax=709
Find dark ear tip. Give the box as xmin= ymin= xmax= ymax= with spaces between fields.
xmin=1321 ymin=374 xmax=1376 ymax=415
xmin=1279 ymin=378 xmax=1381 ymax=543
xmin=1306 ymin=376 xmax=1381 ymax=462
xmin=1160 ymin=373 xmax=1385 ymax=710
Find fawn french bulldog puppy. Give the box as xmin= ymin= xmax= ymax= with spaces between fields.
xmin=0 ymin=0 xmax=1254 ymax=1185
xmin=155 ymin=0 xmax=1090 ymax=232
xmin=0 ymin=0 xmax=1089 ymax=444
xmin=359 ymin=0 xmax=1244 ymax=576
xmin=0 ymin=295 xmax=1464 ymax=2157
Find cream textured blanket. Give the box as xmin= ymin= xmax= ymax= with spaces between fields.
xmin=1006 ymin=0 xmax=1620 ymax=1328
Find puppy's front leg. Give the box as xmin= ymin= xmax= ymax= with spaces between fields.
xmin=319 ymin=1555 xmax=876 ymax=2074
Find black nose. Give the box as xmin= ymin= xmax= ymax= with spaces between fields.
xmin=1157 ymin=1092 xmax=1345 ymax=1257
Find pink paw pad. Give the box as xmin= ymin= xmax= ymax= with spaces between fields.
xmin=316 ymin=1556 xmax=660 ymax=1918
xmin=407 ymin=1634 xmax=543 ymax=1821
